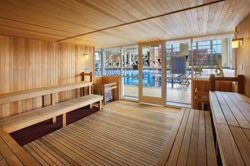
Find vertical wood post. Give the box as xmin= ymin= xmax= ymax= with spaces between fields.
xmin=237 ymin=75 xmax=244 ymax=94
xmin=82 ymin=72 xmax=92 ymax=81
xmin=82 ymin=72 xmax=85 ymax=81
xmin=62 ymin=113 xmax=66 ymax=127
xmin=209 ymin=74 xmax=216 ymax=92
xmin=82 ymin=72 xmax=93 ymax=95
xmin=51 ymin=93 xmax=56 ymax=124
xmin=98 ymin=100 xmax=102 ymax=110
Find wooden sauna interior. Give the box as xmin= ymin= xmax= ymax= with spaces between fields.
xmin=0 ymin=0 xmax=250 ymax=165
xmin=0 ymin=0 xmax=249 ymax=118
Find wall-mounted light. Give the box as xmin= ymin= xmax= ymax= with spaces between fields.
xmin=83 ymin=53 xmax=89 ymax=60
xmin=232 ymin=27 xmax=244 ymax=48
xmin=232 ymin=38 xmax=244 ymax=48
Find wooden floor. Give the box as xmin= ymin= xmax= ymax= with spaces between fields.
xmin=23 ymin=101 xmax=180 ymax=165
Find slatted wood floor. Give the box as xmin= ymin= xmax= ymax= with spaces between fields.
xmin=23 ymin=101 xmax=179 ymax=165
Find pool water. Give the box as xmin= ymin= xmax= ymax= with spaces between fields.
xmin=95 ymin=69 xmax=190 ymax=87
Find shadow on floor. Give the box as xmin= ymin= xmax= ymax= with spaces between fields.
xmin=10 ymin=107 xmax=99 ymax=146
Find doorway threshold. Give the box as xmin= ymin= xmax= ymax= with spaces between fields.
xmin=166 ymin=101 xmax=191 ymax=108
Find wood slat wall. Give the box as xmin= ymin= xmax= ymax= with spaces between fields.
xmin=236 ymin=13 xmax=250 ymax=97
xmin=0 ymin=35 xmax=94 ymax=118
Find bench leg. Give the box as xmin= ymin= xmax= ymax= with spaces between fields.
xmin=51 ymin=93 xmax=56 ymax=105
xmin=52 ymin=117 xmax=56 ymax=124
xmin=98 ymin=100 xmax=102 ymax=111
xmin=89 ymin=104 xmax=93 ymax=109
xmin=103 ymin=90 xmax=106 ymax=105
xmin=62 ymin=113 xmax=66 ymax=127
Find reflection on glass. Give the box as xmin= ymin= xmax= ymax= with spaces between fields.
xmin=166 ymin=42 xmax=191 ymax=106
xmin=142 ymin=45 xmax=162 ymax=98
xmin=94 ymin=50 xmax=102 ymax=76
xmin=104 ymin=48 xmax=121 ymax=76
xmin=94 ymin=38 xmax=234 ymax=107
xmin=122 ymin=47 xmax=139 ymax=99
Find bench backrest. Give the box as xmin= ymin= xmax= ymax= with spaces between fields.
xmin=209 ymin=74 xmax=244 ymax=94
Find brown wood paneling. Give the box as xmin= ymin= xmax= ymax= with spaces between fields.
xmin=236 ymin=13 xmax=250 ymax=97
xmin=0 ymin=35 xmax=94 ymax=118
xmin=191 ymin=79 xmax=232 ymax=109
xmin=191 ymin=79 xmax=210 ymax=109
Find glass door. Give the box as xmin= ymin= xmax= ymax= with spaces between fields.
xmin=138 ymin=41 xmax=166 ymax=106
xmin=166 ymin=41 xmax=191 ymax=107
xmin=121 ymin=46 xmax=139 ymax=100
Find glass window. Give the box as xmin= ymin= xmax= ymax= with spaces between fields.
xmin=166 ymin=43 xmax=180 ymax=57
xmin=94 ymin=49 xmax=102 ymax=76
xmin=104 ymin=48 xmax=121 ymax=76
xmin=192 ymin=39 xmax=234 ymax=78
xmin=212 ymin=40 xmax=222 ymax=53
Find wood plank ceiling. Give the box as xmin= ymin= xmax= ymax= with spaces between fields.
xmin=0 ymin=0 xmax=250 ymax=48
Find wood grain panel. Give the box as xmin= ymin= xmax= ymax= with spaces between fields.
xmin=0 ymin=0 xmax=250 ymax=48
xmin=236 ymin=13 xmax=250 ymax=97
xmin=0 ymin=35 xmax=94 ymax=118
xmin=192 ymin=78 xmax=233 ymax=109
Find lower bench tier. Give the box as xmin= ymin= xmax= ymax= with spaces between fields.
xmin=0 ymin=94 xmax=103 ymax=133
xmin=157 ymin=108 xmax=217 ymax=166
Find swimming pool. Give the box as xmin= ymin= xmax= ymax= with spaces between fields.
xmin=95 ymin=69 xmax=190 ymax=87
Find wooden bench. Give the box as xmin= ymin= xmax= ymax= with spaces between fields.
xmin=0 ymin=81 xmax=92 ymax=106
xmin=0 ymin=127 xmax=39 ymax=165
xmin=157 ymin=108 xmax=217 ymax=166
xmin=209 ymin=91 xmax=250 ymax=165
xmin=0 ymin=94 xmax=102 ymax=133
xmin=0 ymin=78 xmax=103 ymax=165
xmin=0 ymin=81 xmax=103 ymax=133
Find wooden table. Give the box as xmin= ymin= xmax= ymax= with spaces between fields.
xmin=209 ymin=91 xmax=250 ymax=166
